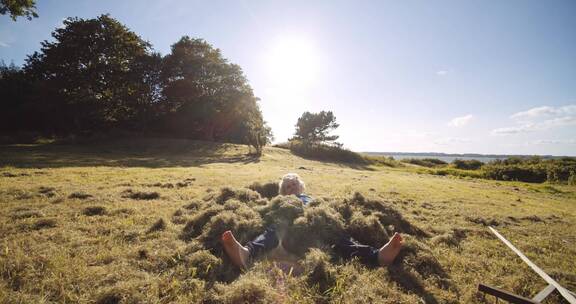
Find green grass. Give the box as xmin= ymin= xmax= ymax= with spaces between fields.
xmin=0 ymin=139 xmax=574 ymax=303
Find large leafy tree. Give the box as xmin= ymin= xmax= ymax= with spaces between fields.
xmin=25 ymin=14 xmax=156 ymax=133
xmin=0 ymin=61 xmax=30 ymax=133
xmin=292 ymin=111 xmax=340 ymax=146
xmin=0 ymin=0 xmax=37 ymax=21
xmin=160 ymin=36 xmax=270 ymax=143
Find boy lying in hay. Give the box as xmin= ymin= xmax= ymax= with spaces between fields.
xmin=222 ymin=173 xmax=404 ymax=270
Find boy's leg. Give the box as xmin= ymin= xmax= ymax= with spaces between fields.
xmin=333 ymin=233 xmax=404 ymax=267
xmin=222 ymin=225 xmax=280 ymax=269
xmin=333 ymin=236 xmax=380 ymax=267
xmin=245 ymin=225 xmax=280 ymax=259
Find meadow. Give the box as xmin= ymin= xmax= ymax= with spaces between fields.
xmin=0 ymin=139 xmax=574 ymax=303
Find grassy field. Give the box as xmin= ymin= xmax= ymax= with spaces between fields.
xmin=0 ymin=139 xmax=574 ymax=303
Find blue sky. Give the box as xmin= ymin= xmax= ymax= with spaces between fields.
xmin=1 ymin=0 xmax=575 ymax=155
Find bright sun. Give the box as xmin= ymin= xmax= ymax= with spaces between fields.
xmin=266 ymin=37 xmax=319 ymax=89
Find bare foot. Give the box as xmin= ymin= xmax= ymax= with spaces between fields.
xmin=378 ymin=232 xmax=404 ymax=266
xmin=221 ymin=230 xmax=250 ymax=269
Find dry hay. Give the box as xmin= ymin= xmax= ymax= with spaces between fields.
xmin=147 ymin=218 xmax=167 ymax=233
xmin=122 ymin=189 xmax=160 ymax=200
xmin=83 ymin=206 xmax=107 ymax=216
xmin=174 ymin=185 xmax=454 ymax=302
xmin=247 ymin=181 xmax=279 ymax=199
xmin=68 ymin=191 xmax=93 ymax=199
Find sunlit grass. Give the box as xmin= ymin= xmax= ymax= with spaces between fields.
xmin=0 ymin=139 xmax=574 ymax=303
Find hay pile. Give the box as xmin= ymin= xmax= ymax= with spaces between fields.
xmin=176 ymin=186 xmax=455 ymax=303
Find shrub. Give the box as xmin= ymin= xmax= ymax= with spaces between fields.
xmin=288 ymin=140 xmax=367 ymax=164
xmin=401 ymin=158 xmax=447 ymax=168
xmin=363 ymin=155 xmax=404 ymax=167
xmin=483 ymin=157 xmax=576 ymax=183
xmin=483 ymin=164 xmax=547 ymax=183
xmin=427 ymin=167 xmax=485 ymax=179
xmin=452 ymin=159 xmax=483 ymax=170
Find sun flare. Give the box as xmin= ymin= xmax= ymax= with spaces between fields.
xmin=266 ymin=36 xmax=320 ymax=89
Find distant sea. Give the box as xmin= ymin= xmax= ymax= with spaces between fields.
xmin=362 ymin=152 xmax=561 ymax=163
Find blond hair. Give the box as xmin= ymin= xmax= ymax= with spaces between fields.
xmin=279 ymin=173 xmax=305 ymax=195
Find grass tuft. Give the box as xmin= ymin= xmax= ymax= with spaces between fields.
xmin=68 ymin=191 xmax=93 ymax=199
xmin=83 ymin=206 xmax=107 ymax=216
xmin=32 ymin=218 xmax=57 ymax=229
xmin=147 ymin=218 xmax=166 ymax=233
xmin=11 ymin=209 xmax=44 ymax=219
xmin=122 ymin=189 xmax=160 ymax=200
xmin=247 ymin=181 xmax=279 ymax=199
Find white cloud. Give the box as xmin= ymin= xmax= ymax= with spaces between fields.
xmin=436 ymin=70 xmax=448 ymax=76
xmin=510 ymin=105 xmax=576 ymax=121
xmin=448 ymin=114 xmax=473 ymax=127
xmin=434 ymin=137 xmax=471 ymax=145
xmin=491 ymin=124 xmax=536 ymax=135
xmin=529 ymin=139 xmax=576 ymax=145
xmin=493 ymin=104 xmax=576 ymax=135
xmin=0 ymin=41 xmax=9 ymax=47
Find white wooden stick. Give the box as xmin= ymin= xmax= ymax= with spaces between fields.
xmin=489 ymin=226 xmax=576 ymax=304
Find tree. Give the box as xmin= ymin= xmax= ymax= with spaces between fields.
xmin=0 ymin=61 xmax=29 ymax=133
xmin=241 ymin=108 xmax=274 ymax=155
xmin=24 ymin=14 xmax=156 ymax=133
xmin=160 ymin=36 xmax=269 ymax=143
xmin=292 ymin=111 xmax=340 ymax=146
xmin=1 ymin=0 xmax=37 ymax=20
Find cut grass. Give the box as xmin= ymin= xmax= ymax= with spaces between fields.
xmin=0 ymin=138 xmax=574 ymax=303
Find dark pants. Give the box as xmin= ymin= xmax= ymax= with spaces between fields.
xmin=245 ymin=226 xmax=380 ymax=267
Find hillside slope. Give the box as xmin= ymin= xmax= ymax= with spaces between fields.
xmin=0 ymin=139 xmax=574 ymax=303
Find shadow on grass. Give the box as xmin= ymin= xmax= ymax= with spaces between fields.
xmin=386 ymin=245 xmax=459 ymax=304
xmin=0 ymin=138 xmax=261 ymax=168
